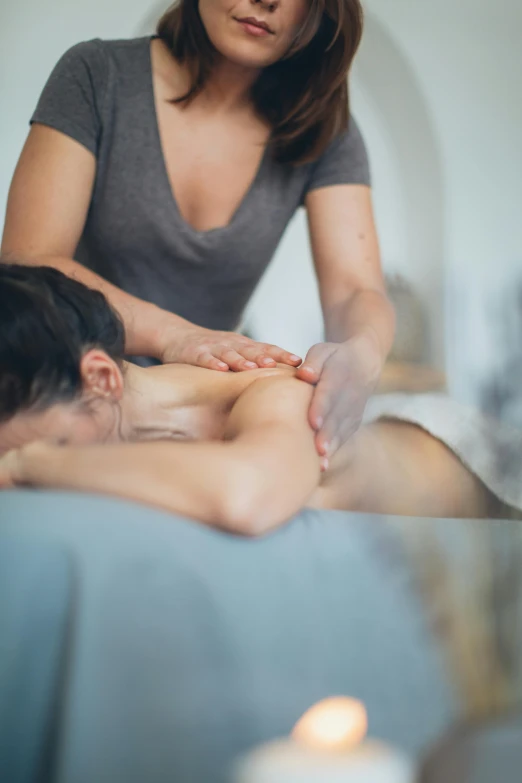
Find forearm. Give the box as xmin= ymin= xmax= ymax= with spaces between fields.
xmin=14 ymin=428 xmax=319 ymax=535
xmin=0 ymin=253 xmax=190 ymax=359
xmin=324 ymin=288 xmax=396 ymax=362
xmin=15 ymin=440 xmax=242 ymax=529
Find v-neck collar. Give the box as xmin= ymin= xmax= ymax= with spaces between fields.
xmin=145 ymin=36 xmax=270 ymax=240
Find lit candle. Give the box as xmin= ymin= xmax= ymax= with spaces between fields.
xmin=234 ymin=697 xmax=415 ymax=783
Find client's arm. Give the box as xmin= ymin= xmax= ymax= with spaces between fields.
xmin=2 ymin=377 xmax=319 ymax=536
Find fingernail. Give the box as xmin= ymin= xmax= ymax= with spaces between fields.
xmin=262 ymin=358 xmax=275 ymax=365
xmin=217 ymin=362 xmax=228 ymax=369
xmin=245 ymin=361 xmax=257 ymax=369
xmin=290 ymin=355 xmax=301 ymax=362
xmin=316 ymin=417 xmax=323 ymax=429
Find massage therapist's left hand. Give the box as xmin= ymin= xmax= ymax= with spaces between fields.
xmin=301 ymin=184 xmax=395 ymax=461
xmin=296 ymin=333 xmax=383 ymax=462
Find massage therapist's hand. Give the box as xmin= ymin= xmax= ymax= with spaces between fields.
xmin=296 ymin=333 xmax=383 ymax=461
xmin=158 ymin=324 xmax=302 ymax=372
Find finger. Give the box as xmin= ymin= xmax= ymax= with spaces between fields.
xmin=315 ymin=392 xmax=349 ymax=454
xmin=230 ymin=343 xmax=286 ymax=369
xmin=321 ymin=402 xmax=350 ymax=454
xmin=307 ymin=382 xmax=336 ymax=432
xmin=295 ymin=364 xmax=320 ymax=384
xmin=238 ymin=344 xmax=276 ymax=366
xmin=316 ymin=422 xmax=341 ymax=458
xmin=194 ymin=351 xmax=229 ymax=371
xmin=241 ymin=347 xmax=278 ymax=368
xmin=307 ymin=359 xmax=354 ymax=432
xmin=299 ymin=343 xmax=337 ymax=378
xmin=319 ymin=395 xmax=361 ymax=457
xmin=320 ymin=456 xmax=329 ymax=473
xmin=315 ymin=429 xmax=334 ymax=457
xmin=217 ymin=348 xmax=258 ymax=372
xmin=215 ymin=343 xmax=261 ymax=369
xmin=259 ymin=345 xmax=302 ymax=366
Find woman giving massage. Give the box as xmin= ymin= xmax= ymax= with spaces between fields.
xmin=1 ymin=264 xmax=520 ymax=534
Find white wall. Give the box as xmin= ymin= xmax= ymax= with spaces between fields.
xmin=0 ymin=0 xmax=149 ymax=223
xmin=360 ymin=0 xmax=522 ymax=407
xmin=1 ymin=0 xmax=521 ymax=407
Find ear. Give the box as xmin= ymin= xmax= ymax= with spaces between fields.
xmin=79 ymin=350 xmax=124 ymax=402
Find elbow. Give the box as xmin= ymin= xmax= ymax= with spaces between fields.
xmin=219 ymin=493 xmax=273 ymax=538
xmin=213 ymin=452 xmax=315 ymax=537
xmin=217 ymin=467 xmax=284 ymax=538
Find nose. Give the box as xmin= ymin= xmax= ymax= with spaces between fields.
xmin=251 ymin=0 xmax=279 ymax=12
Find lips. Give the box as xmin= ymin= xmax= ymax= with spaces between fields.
xmin=235 ymin=16 xmax=275 ymax=34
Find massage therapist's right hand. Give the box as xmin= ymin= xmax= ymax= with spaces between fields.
xmin=158 ymin=324 xmax=302 ymax=372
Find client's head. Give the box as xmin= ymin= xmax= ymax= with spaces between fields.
xmin=0 ymin=263 xmax=127 ymax=454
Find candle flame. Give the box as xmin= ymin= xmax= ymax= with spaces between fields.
xmin=292 ymin=697 xmax=368 ymax=752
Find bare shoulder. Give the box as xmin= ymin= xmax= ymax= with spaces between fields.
xmin=240 ymin=372 xmax=313 ymax=412
xmin=225 ymin=373 xmax=313 ymax=438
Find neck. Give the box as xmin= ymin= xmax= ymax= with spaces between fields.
xmin=199 ymin=57 xmax=260 ymax=111
xmin=155 ymin=38 xmax=260 ymax=113
xmin=117 ymin=362 xmax=235 ymax=441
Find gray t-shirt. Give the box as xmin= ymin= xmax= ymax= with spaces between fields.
xmin=31 ymin=37 xmax=370 ymax=336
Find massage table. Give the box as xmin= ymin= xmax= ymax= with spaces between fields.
xmin=0 ymin=489 xmax=519 ymax=783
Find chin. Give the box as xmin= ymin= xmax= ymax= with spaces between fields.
xmin=223 ymin=49 xmax=278 ymax=70
xmin=212 ymin=33 xmax=281 ymax=70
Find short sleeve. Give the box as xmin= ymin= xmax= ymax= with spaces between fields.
xmin=30 ymin=40 xmax=107 ymax=157
xmin=305 ymin=116 xmax=371 ymax=195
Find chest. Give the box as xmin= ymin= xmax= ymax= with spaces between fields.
xmin=155 ymin=98 xmax=270 ymax=233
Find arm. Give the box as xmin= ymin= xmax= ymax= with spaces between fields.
xmin=297 ymin=185 xmax=396 ymax=456
xmin=1 ymin=126 xmax=298 ymax=370
xmin=305 ymin=184 xmax=395 ymax=362
xmin=1 ymin=125 xmax=192 ymax=359
xmin=6 ymin=377 xmax=319 ymax=536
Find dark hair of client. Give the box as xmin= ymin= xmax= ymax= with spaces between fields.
xmin=0 ymin=264 xmax=125 ymax=423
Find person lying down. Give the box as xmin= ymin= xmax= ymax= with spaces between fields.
xmin=0 ymin=264 xmax=521 ymax=535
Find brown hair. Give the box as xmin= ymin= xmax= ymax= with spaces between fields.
xmin=157 ymin=0 xmax=364 ymax=165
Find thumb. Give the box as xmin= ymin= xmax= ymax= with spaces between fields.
xmin=295 ymin=343 xmax=337 ymax=383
